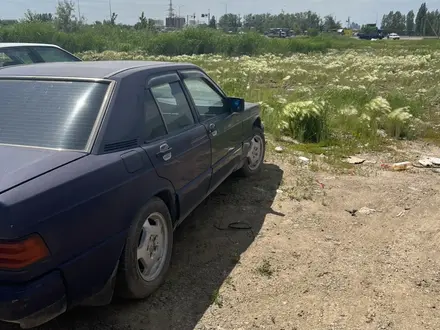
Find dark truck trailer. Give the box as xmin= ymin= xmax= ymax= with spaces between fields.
xmin=358 ymin=24 xmax=384 ymax=40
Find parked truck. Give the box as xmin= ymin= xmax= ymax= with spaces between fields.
xmin=357 ymin=24 xmax=384 ymax=40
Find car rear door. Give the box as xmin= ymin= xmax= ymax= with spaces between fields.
xmin=140 ymin=72 xmax=212 ymax=222
xmin=179 ymin=69 xmax=243 ymax=192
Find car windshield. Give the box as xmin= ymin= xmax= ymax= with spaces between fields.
xmin=0 ymin=46 xmax=80 ymax=67
xmin=0 ymin=79 xmax=109 ymax=151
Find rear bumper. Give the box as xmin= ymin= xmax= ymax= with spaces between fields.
xmin=0 ymin=270 xmax=66 ymax=329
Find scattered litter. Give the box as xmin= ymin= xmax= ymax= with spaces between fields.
xmin=316 ymin=179 xmax=324 ymax=189
xmin=276 ymin=189 xmax=284 ymax=193
xmin=345 ymin=209 xmax=357 ymax=216
xmin=345 ymin=156 xmax=365 ymax=164
xmin=376 ymin=129 xmax=387 ymax=138
xmin=391 ymin=161 xmax=412 ymax=171
xmin=418 ymin=157 xmax=440 ymax=167
xmin=357 ymin=207 xmax=377 ymax=215
xmin=274 ymin=146 xmax=283 ymax=153
xmin=396 ymin=210 xmax=406 ymax=217
xmin=382 ymin=161 xmax=412 ymax=171
xmin=280 ymin=136 xmax=299 ymax=144
xmin=298 ymin=156 xmax=310 ymax=164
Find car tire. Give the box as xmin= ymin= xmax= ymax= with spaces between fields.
xmin=238 ymin=126 xmax=265 ymax=177
xmin=115 ymin=197 xmax=173 ymax=299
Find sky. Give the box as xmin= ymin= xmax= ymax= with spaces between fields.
xmin=2 ymin=0 xmax=439 ymax=26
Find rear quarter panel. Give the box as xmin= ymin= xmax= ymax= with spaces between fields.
xmin=0 ymin=150 xmax=174 ymax=304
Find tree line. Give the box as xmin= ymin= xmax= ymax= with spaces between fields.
xmin=0 ymin=0 xmax=351 ymax=35
xmin=381 ymin=2 xmax=439 ymax=36
xmin=1 ymin=0 xmax=439 ymax=36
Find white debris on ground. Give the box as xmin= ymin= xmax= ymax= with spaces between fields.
xmin=418 ymin=157 xmax=440 ymax=167
xmin=298 ymin=156 xmax=309 ymax=164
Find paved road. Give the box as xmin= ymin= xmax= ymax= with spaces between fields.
xmin=353 ymin=36 xmax=428 ymax=41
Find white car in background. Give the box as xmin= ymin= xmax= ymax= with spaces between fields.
xmin=387 ymin=33 xmax=400 ymax=40
xmin=0 ymin=43 xmax=81 ymax=67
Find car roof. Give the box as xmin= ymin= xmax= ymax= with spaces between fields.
xmin=0 ymin=42 xmax=63 ymax=48
xmin=0 ymin=60 xmax=197 ymax=79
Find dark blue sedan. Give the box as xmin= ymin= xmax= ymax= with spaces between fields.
xmin=0 ymin=61 xmax=265 ymax=328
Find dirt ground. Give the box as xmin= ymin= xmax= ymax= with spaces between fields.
xmin=4 ymin=140 xmax=440 ymax=330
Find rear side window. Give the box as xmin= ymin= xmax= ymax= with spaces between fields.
xmin=143 ymin=90 xmax=167 ymax=141
xmin=31 ymin=46 xmax=80 ymax=62
xmin=0 ymin=79 xmax=109 ymax=150
xmin=0 ymin=48 xmax=33 ymax=67
xmin=150 ymin=82 xmax=195 ymax=133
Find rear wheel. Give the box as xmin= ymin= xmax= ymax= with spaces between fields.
xmin=115 ymin=197 xmax=173 ymax=299
xmin=238 ymin=127 xmax=265 ymax=177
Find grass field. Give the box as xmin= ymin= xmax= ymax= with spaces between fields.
xmin=79 ymin=46 xmax=440 ymax=161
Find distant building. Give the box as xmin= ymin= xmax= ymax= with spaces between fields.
xmin=153 ymin=19 xmax=164 ymax=27
xmin=166 ymin=17 xmax=185 ymax=29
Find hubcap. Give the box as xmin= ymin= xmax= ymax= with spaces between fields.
xmin=136 ymin=212 xmax=168 ymax=282
xmin=247 ymin=135 xmax=264 ymax=170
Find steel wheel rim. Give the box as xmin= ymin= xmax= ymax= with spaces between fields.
xmin=136 ymin=212 xmax=168 ymax=282
xmin=247 ymin=135 xmax=264 ymax=170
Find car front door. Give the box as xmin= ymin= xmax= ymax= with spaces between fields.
xmin=140 ymin=72 xmax=212 ymax=222
xmin=179 ymin=70 xmax=243 ymax=192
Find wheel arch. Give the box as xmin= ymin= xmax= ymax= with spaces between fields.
xmin=154 ymin=189 xmax=179 ymax=224
xmin=253 ymin=117 xmax=263 ymax=130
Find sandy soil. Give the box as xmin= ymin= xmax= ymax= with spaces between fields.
xmin=4 ymin=141 xmax=440 ymax=330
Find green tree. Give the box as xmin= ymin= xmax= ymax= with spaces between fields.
xmin=54 ymin=0 xmax=80 ymax=32
xmin=415 ymin=2 xmax=428 ymax=35
xmin=425 ymin=10 xmax=440 ymax=36
xmin=147 ymin=19 xmax=156 ymax=31
xmin=209 ymin=15 xmax=217 ymax=29
xmin=391 ymin=11 xmax=406 ymax=34
xmin=104 ymin=12 xmax=118 ymax=25
xmin=406 ymin=10 xmax=415 ymax=35
xmin=23 ymin=10 xmax=53 ymax=22
xmin=322 ymin=15 xmax=341 ymax=31
xmin=135 ymin=11 xmax=148 ymax=29
xmin=218 ymin=14 xmax=241 ymax=32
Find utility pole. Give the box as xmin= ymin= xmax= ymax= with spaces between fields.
xmin=221 ymin=2 xmax=227 ymax=16
xmin=108 ymin=0 xmax=112 ymax=19
xmin=201 ymin=10 xmax=210 ymax=22
xmin=77 ymin=0 xmax=81 ymax=19
xmin=168 ymin=0 xmax=174 ymax=18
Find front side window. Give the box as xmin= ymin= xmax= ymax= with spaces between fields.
xmin=183 ymin=77 xmax=226 ymax=119
xmin=0 ymin=79 xmax=109 ymax=150
xmin=150 ymin=81 xmax=195 ymax=133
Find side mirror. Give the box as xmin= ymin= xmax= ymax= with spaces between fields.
xmin=226 ymin=97 xmax=245 ymax=113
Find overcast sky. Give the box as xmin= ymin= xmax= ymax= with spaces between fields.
xmin=2 ymin=0 xmax=439 ymax=25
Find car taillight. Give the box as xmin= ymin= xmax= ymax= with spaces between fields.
xmin=0 ymin=235 xmax=50 ymax=269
